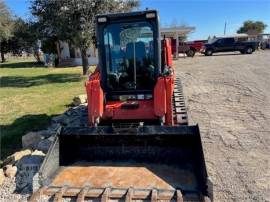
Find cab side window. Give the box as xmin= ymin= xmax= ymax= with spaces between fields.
xmin=224 ymin=38 xmax=235 ymax=45
xmin=216 ymin=39 xmax=224 ymax=45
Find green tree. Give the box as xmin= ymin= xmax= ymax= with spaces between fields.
xmin=237 ymin=20 xmax=267 ymax=35
xmin=31 ymin=0 xmax=140 ymax=75
xmin=0 ymin=0 xmax=13 ymax=62
xmin=8 ymin=18 xmax=36 ymax=54
xmin=1 ymin=17 xmax=42 ymax=62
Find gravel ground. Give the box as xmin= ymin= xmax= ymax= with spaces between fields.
xmin=0 ymin=177 xmax=29 ymax=202
xmin=175 ymin=51 xmax=270 ymax=201
xmin=1 ymin=51 xmax=269 ymax=202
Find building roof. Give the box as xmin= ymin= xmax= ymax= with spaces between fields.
xmin=161 ymin=26 xmax=195 ymax=37
xmin=215 ymin=33 xmax=249 ymax=38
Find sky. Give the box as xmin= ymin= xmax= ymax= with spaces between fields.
xmin=4 ymin=0 xmax=270 ymax=40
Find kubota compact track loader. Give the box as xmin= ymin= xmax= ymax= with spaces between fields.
xmin=30 ymin=10 xmax=213 ymax=202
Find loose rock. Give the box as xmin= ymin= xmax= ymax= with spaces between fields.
xmin=4 ymin=165 xmax=17 ymax=178
xmin=47 ymin=123 xmax=61 ymax=133
xmin=73 ymin=94 xmax=87 ymax=106
xmin=36 ymin=129 xmax=55 ymax=138
xmin=3 ymin=149 xmax=32 ymax=166
xmin=31 ymin=150 xmax=45 ymax=156
xmin=0 ymin=169 xmax=4 ymax=186
xmin=52 ymin=114 xmax=70 ymax=125
xmin=36 ymin=138 xmax=53 ymax=153
xmin=22 ymin=132 xmax=44 ymax=149
xmin=15 ymin=154 xmax=44 ymax=192
xmin=0 ymin=174 xmax=29 ymax=201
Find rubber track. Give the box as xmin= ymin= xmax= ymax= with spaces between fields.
xmin=173 ymin=78 xmax=188 ymax=125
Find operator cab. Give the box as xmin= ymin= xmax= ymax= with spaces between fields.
xmin=96 ymin=10 xmax=161 ymax=100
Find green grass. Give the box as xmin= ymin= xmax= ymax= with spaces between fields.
xmin=0 ymin=58 xmax=86 ymax=160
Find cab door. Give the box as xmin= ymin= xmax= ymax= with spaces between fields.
xmin=223 ymin=38 xmax=235 ymax=51
xmin=215 ymin=38 xmax=235 ymax=52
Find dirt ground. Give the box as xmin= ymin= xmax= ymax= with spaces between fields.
xmin=175 ymin=51 xmax=270 ymax=201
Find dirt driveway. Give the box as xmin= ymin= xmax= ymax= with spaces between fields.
xmin=174 ymin=51 xmax=270 ymax=201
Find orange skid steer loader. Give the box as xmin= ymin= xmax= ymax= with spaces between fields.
xmin=31 ymin=10 xmax=213 ymax=202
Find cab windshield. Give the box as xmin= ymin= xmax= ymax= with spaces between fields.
xmin=103 ymin=21 xmax=155 ymax=91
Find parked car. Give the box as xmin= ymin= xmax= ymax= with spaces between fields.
xmin=201 ymin=37 xmax=258 ymax=56
xmin=171 ymin=39 xmax=206 ymax=57
xmin=185 ymin=40 xmax=207 ymax=57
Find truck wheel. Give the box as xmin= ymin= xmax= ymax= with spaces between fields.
xmin=205 ymin=49 xmax=213 ymax=56
xmin=186 ymin=49 xmax=195 ymax=57
xmin=245 ymin=47 xmax=253 ymax=54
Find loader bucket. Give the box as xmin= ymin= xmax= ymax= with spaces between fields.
xmin=34 ymin=125 xmax=212 ymax=201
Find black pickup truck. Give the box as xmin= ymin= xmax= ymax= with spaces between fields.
xmin=201 ymin=37 xmax=258 ymax=56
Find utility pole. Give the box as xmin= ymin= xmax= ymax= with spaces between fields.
xmin=224 ymin=21 xmax=227 ymax=35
